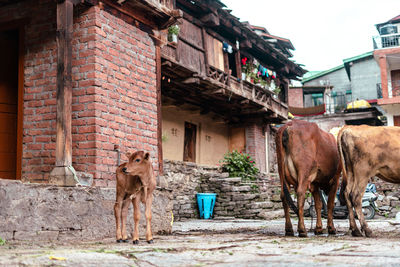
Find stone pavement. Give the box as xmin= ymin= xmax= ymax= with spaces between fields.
xmin=1 ymin=218 xmax=400 ymax=266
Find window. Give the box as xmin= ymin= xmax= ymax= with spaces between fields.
xmin=303 ymin=92 xmax=324 ymax=108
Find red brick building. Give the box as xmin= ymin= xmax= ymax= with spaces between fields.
xmin=0 ymin=0 xmax=303 ymax=186
xmin=0 ymin=0 xmax=180 ymax=186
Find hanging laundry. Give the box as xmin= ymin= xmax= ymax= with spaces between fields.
xmin=223 ymin=42 xmax=233 ymax=53
xmin=272 ymin=71 xmax=276 ymax=79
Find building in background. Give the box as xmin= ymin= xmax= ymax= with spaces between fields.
xmin=373 ymin=15 xmax=400 ymax=126
xmin=288 ymin=51 xmax=383 ymax=132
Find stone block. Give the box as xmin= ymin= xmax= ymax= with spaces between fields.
xmin=233 ymin=186 xmax=251 ymax=192
xmin=0 ymin=231 xmax=13 ymax=241
xmin=390 ymin=200 xmax=400 ymax=208
xmin=232 ymin=194 xmax=257 ymax=201
xmin=258 ymin=210 xmax=284 ymax=220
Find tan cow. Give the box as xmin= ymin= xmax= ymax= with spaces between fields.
xmin=276 ymin=120 xmax=341 ymax=237
xmin=338 ymin=125 xmax=400 ymax=237
xmin=114 ymin=151 xmax=156 ymax=244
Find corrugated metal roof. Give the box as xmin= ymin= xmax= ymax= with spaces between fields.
xmin=302 ymin=51 xmax=373 ymax=83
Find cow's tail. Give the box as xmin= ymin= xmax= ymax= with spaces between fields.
xmin=337 ymin=127 xmax=347 ymax=206
xmin=276 ymin=126 xmax=299 ymax=216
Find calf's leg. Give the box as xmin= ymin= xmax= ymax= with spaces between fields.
xmin=120 ymin=198 xmax=130 ymax=242
xmin=114 ymin=192 xmax=124 ymax=242
xmin=132 ymin=196 xmax=141 ymax=244
xmin=145 ymin=193 xmax=154 ymax=243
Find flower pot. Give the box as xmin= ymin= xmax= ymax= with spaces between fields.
xmin=168 ymin=33 xmax=178 ymax=44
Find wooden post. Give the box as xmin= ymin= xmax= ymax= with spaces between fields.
xmin=50 ymin=0 xmax=77 ymax=186
xmin=156 ymin=45 xmax=163 ymax=175
xmin=150 ymin=31 xmax=164 ymax=175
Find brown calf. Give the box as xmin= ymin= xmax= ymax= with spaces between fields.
xmin=276 ymin=120 xmax=341 ymax=237
xmin=114 ymin=151 xmax=156 ymax=244
xmin=338 ymin=125 xmax=400 ymax=237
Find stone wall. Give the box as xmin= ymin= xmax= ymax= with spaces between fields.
xmin=200 ymin=175 xmax=283 ymax=220
xmin=161 ymin=160 xmax=283 ymax=221
xmin=0 ymin=179 xmax=172 ymax=242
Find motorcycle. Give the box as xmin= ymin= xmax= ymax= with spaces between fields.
xmin=309 ymin=183 xmax=382 ymax=220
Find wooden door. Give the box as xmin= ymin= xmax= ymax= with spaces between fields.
xmin=183 ymin=122 xmax=197 ymax=162
xmin=0 ymin=30 xmax=18 ymax=179
xmin=394 ymin=115 xmax=400 ymax=126
xmin=391 ymin=70 xmax=400 ymax=97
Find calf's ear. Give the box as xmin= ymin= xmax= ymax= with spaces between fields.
xmin=144 ymin=152 xmax=150 ymax=160
xmin=125 ymin=152 xmax=132 ymax=159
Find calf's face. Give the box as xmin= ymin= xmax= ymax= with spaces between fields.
xmin=122 ymin=151 xmax=150 ymax=176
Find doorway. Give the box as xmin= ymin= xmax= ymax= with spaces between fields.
xmin=183 ymin=122 xmax=197 ymax=162
xmin=0 ymin=28 xmax=21 ymax=179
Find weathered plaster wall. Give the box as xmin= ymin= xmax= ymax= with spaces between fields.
xmin=162 ymin=106 xmax=230 ymax=165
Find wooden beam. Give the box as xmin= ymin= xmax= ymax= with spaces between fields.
xmin=156 ymin=44 xmax=163 ymax=175
xmin=50 ymin=0 xmax=76 ymax=186
xmin=182 ymin=77 xmax=200 ymax=84
xmin=200 ymin=12 xmax=219 ymax=26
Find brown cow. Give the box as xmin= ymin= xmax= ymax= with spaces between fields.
xmin=276 ymin=120 xmax=341 ymax=237
xmin=114 ymin=151 xmax=156 ymax=244
xmin=338 ymin=125 xmax=400 ymax=237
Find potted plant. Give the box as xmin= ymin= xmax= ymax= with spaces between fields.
xmin=168 ymin=25 xmax=180 ymax=44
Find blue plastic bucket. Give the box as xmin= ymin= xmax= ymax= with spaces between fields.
xmin=196 ymin=193 xmax=216 ymax=219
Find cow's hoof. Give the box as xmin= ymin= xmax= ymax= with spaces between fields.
xmin=298 ymin=231 xmax=308 ymax=238
xmin=116 ymin=239 xmax=123 ymax=243
xmin=285 ymin=230 xmax=294 ymax=236
xmin=314 ymin=228 xmax=324 ymax=235
xmin=328 ymin=227 xmax=337 ymax=235
xmin=351 ymin=229 xmax=363 ymax=237
xmin=122 ymin=239 xmax=129 ymax=243
xmin=364 ymin=229 xmax=373 ymax=238
xmin=147 ymin=239 xmax=154 ymax=244
xmin=133 ymin=240 xmax=139 ymax=245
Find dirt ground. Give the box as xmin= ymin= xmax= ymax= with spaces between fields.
xmin=1 ymin=218 xmax=400 ymax=266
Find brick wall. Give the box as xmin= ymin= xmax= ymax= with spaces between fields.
xmin=72 ymin=6 xmax=158 ymax=187
xmin=1 ymin=2 xmax=158 ymax=185
xmin=288 ymin=87 xmax=303 ymax=108
xmin=245 ymin=123 xmax=266 ymax=172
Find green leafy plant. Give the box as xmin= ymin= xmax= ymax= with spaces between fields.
xmin=0 ymin=237 xmax=6 ymax=246
xmin=168 ymin=25 xmax=180 ymax=36
xmin=220 ymin=150 xmax=259 ymax=181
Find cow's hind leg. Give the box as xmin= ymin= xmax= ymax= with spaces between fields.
xmin=311 ymin=186 xmax=323 ymax=235
xmin=351 ymin=180 xmax=373 ymax=237
xmin=280 ymin=187 xmax=294 ymax=236
xmin=326 ymin=176 xmax=340 ymax=235
xmin=144 ymin=192 xmax=154 ymax=243
xmin=296 ymin=185 xmax=307 ymax=237
xmin=132 ymin=196 xmax=141 ymax=244
xmin=344 ymin=184 xmax=362 ymax=237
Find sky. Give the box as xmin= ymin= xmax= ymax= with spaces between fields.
xmin=221 ymin=0 xmax=400 ymax=72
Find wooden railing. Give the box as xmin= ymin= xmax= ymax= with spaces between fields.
xmin=207 ymin=65 xmax=229 ymax=86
